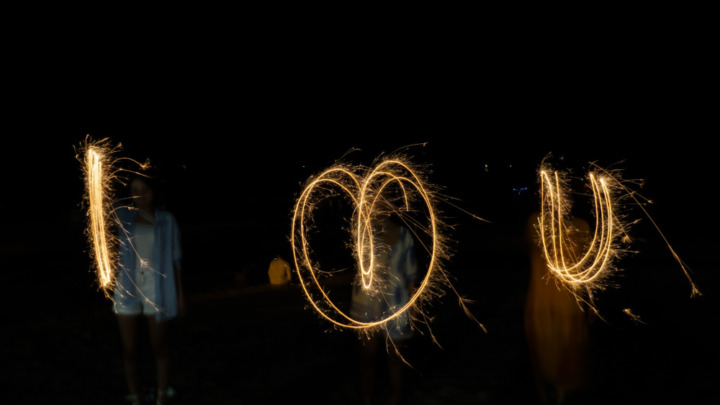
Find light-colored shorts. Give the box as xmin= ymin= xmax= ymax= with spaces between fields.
xmin=113 ymin=274 xmax=157 ymax=316
xmin=113 ymin=293 xmax=157 ymax=316
xmin=114 ymin=223 xmax=158 ymax=316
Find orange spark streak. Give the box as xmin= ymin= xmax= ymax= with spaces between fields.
xmin=78 ymin=136 xmax=153 ymax=299
xmin=539 ymin=170 xmax=617 ymax=290
xmin=537 ymin=159 xmax=700 ymax=318
xmin=291 ymin=155 xmax=450 ymax=334
xmin=79 ymin=137 xmax=120 ymax=297
xmin=589 ymin=163 xmax=700 ymax=297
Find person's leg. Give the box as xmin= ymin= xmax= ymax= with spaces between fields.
xmin=359 ymin=335 xmax=380 ymax=405
xmin=386 ymin=343 xmax=406 ymax=405
xmin=557 ymin=386 xmax=567 ymax=405
xmin=118 ymin=315 xmax=142 ymax=404
xmin=147 ymin=316 xmax=169 ymax=404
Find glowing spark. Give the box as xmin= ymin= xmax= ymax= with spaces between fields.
xmin=291 ymin=153 xmax=470 ymax=337
xmin=78 ymin=137 xmax=121 ymax=298
xmin=77 ymin=136 xmax=152 ymax=299
xmin=536 ymin=158 xmax=699 ymax=315
xmin=538 ymin=169 xmax=620 ymax=292
xmin=623 ymin=308 xmax=646 ymax=324
xmin=589 ymin=163 xmax=700 ymax=298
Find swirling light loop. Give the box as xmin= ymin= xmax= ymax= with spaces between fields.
xmin=291 ymin=157 xmax=440 ymax=331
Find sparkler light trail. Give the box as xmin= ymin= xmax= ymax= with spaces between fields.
xmin=78 ymin=137 xmax=122 ymax=297
xmin=623 ymin=308 xmax=646 ymax=324
xmin=535 ymin=158 xmax=699 ymax=316
xmin=291 ymin=151 xmax=481 ymax=339
xmin=77 ymin=136 xmax=148 ymax=298
xmin=591 ymin=162 xmax=701 ymax=298
xmin=538 ymin=168 xmax=620 ymax=294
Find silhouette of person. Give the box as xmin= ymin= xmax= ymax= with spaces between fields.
xmin=524 ymin=212 xmax=594 ymax=405
xmin=113 ymin=175 xmax=184 ymax=405
xmin=268 ymin=254 xmax=292 ymax=286
xmin=350 ymin=213 xmax=418 ymax=405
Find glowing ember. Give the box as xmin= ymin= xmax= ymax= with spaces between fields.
xmin=78 ymin=137 xmax=121 ymax=297
xmin=536 ymin=159 xmax=699 ymax=317
xmin=77 ymin=136 xmax=150 ymax=299
xmin=538 ymin=169 xmax=619 ymax=293
xmin=291 ymin=153 xmax=480 ymax=337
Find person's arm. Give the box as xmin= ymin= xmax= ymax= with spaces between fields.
xmin=169 ymin=212 xmax=185 ymax=317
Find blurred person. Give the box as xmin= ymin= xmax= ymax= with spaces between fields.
xmin=350 ymin=213 xmax=418 ymax=405
xmin=268 ymin=254 xmax=292 ymax=286
xmin=524 ymin=212 xmax=594 ymax=405
xmin=113 ymin=175 xmax=184 ymax=405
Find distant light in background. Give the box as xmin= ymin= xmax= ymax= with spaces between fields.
xmin=513 ymin=186 xmax=528 ymax=195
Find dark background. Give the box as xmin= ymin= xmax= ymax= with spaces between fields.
xmin=1 ymin=14 xmax=718 ymax=404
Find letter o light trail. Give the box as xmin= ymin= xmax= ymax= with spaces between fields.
xmin=291 ymin=157 xmax=444 ymax=333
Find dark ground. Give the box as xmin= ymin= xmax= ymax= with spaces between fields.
xmin=3 ymin=208 xmax=718 ymax=405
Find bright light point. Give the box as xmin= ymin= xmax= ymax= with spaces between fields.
xmin=78 ymin=137 xmax=121 ymax=298
xmin=536 ymin=162 xmax=625 ymax=310
xmin=77 ymin=136 xmax=157 ymax=302
xmin=536 ymin=158 xmax=700 ymax=316
xmin=290 ymin=151 xmax=470 ymax=340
